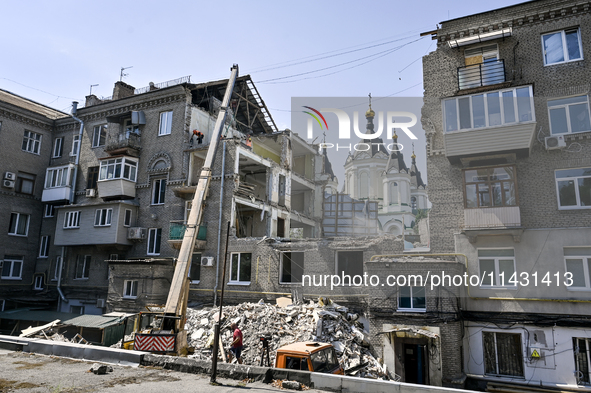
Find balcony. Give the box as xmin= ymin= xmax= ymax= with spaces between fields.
xmin=464 ymin=206 xmax=521 ymax=229
xmin=42 ymin=164 xmax=75 ymax=203
xmin=458 ymin=60 xmax=505 ymax=90
xmin=104 ymin=132 xmax=141 ymax=157
xmin=97 ymin=157 xmax=138 ymax=200
xmin=167 ymin=221 xmax=207 ymax=250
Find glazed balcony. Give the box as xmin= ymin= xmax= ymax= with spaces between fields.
xmin=167 ymin=221 xmax=207 ymax=250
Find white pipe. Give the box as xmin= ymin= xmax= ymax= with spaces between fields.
xmin=213 ymin=141 xmax=226 ymax=306
xmin=57 ymin=247 xmax=67 ymax=306
xmin=69 ymin=101 xmax=84 ymax=204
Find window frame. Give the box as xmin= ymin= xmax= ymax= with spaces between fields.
xmin=542 ymin=28 xmax=583 ymax=66
xmin=98 ymin=157 xmax=137 ymax=182
xmin=33 ymin=275 xmax=43 ymax=290
xmin=22 ymin=130 xmax=42 ymax=154
xmin=462 ymin=165 xmax=519 ymax=209
xmin=45 ymin=165 xmax=72 ymax=189
xmin=39 ymin=235 xmax=50 ymax=258
xmin=87 ymin=166 xmax=99 ymax=190
xmin=280 ymin=251 xmax=305 ymax=284
xmin=16 ymin=172 xmax=35 ymax=195
xmin=573 ymin=337 xmax=591 ymax=385
xmin=92 ymin=125 xmax=107 ymax=148
xmin=152 ymin=178 xmax=167 ymax=205
xmin=229 ymin=252 xmax=252 ymax=285
xmin=547 ymin=95 xmax=591 ymax=135
xmin=1 ymin=256 xmax=23 ymax=280
xmin=75 ymin=255 xmax=90 ymax=280
xmin=71 ymin=135 xmax=80 ymax=156
xmin=52 ymin=256 xmax=62 ymax=281
xmin=63 ymin=211 xmax=81 ymax=229
xmin=477 ymin=248 xmax=517 ymax=288
xmin=44 ymin=204 xmax=55 ymax=218
xmin=52 ymin=137 xmax=63 ymax=158
xmin=94 ymin=208 xmax=113 ymax=227
xmin=123 ymin=280 xmax=138 ymax=299
xmin=158 ymin=111 xmax=173 ymax=136
xmin=8 ymin=212 xmax=30 ymax=236
xmin=555 ymin=167 xmax=591 ymax=210
xmin=483 ymin=331 xmax=524 ymax=377
xmin=147 ymin=228 xmax=162 ymax=255
xmin=397 ymin=286 xmax=427 ymax=312
xmin=124 ymin=209 xmax=132 ymax=227
xmin=564 ymin=248 xmax=591 ymax=291
xmin=443 ymin=86 xmax=535 ymax=133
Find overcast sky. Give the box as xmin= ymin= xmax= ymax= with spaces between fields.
xmin=1 ymin=0 xmax=526 ymax=183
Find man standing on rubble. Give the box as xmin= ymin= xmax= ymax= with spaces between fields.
xmin=228 ymin=322 xmax=243 ymax=364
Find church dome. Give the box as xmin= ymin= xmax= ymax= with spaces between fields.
xmin=365 ymin=107 xmax=375 ymax=118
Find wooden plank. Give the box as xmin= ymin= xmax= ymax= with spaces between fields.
xmin=219 ymin=336 xmax=227 ymax=362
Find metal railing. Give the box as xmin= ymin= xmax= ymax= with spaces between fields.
xmin=134 ymin=76 xmax=191 ymax=95
xmin=104 ymin=132 xmax=141 ymax=152
xmin=458 ymin=59 xmax=505 ymax=90
xmin=169 ymin=221 xmax=207 ymax=241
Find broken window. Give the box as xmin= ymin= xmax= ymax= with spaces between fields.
xmin=336 ymin=251 xmax=364 ymax=278
xmin=574 ymin=338 xmax=591 ymax=384
xmin=280 ymin=252 xmax=304 ymax=284
xmin=230 ymin=253 xmax=252 ymax=284
xmin=483 ymin=332 xmax=523 ymax=377
xmin=285 ymin=356 xmax=309 ymax=371
xmin=189 ymin=253 xmax=201 ymax=283
xmin=277 ymin=218 xmax=285 ymax=238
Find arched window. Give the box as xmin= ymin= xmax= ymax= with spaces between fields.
xmin=390 ymin=182 xmax=398 ymax=204
xmin=411 ymin=196 xmax=417 ymax=210
xmin=359 ymin=172 xmax=369 ymax=199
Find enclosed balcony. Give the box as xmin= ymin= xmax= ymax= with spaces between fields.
xmin=167 ymin=221 xmax=207 ymax=250
xmin=42 ymin=164 xmax=75 ymax=203
xmin=457 ymin=60 xmax=505 ymax=90
xmin=96 ymin=156 xmax=138 ymax=200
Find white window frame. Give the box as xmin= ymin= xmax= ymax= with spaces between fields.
xmin=147 ymin=228 xmax=162 ymax=255
xmin=547 ymin=95 xmax=591 ymax=135
xmin=397 ymin=286 xmax=426 ymax=312
xmin=542 ymin=28 xmax=583 ymax=66
xmin=152 ymin=178 xmax=167 ymax=205
xmin=555 ymin=167 xmax=591 ymax=210
xmin=71 ymin=135 xmax=80 ymax=156
xmin=159 ymin=111 xmax=173 ymax=136
xmin=44 ymin=204 xmax=55 ymax=218
xmin=229 ymin=252 xmax=252 ymax=285
xmin=45 ymin=165 xmax=72 ymax=189
xmin=564 ymin=248 xmax=591 ymax=291
xmin=33 ymin=275 xmax=43 ymax=290
xmin=98 ymin=157 xmax=137 ymax=182
xmin=52 ymin=137 xmax=63 ymax=158
xmin=478 ymin=248 xmax=517 ymax=288
xmin=123 ymin=280 xmax=138 ymax=299
xmin=39 ymin=235 xmax=50 ymax=258
xmin=443 ymin=86 xmax=535 ymax=133
xmin=124 ymin=209 xmax=132 ymax=227
xmin=75 ymin=255 xmax=90 ymax=280
xmin=9 ymin=213 xmax=30 ymax=236
xmin=92 ymin=125 xmax=107 ymax=148
xmin=94 ymin=208 xmax=112 ymax=227
xmin=63 ymin=211 xmax=81 ymax=229
xmin=1 ymin=257 xmax=23 ymax=280
xmin=22 ymin=130 xmax=42 ymax=154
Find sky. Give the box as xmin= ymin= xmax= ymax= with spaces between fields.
xmin=0 ymin=0 xmax=526 ymax=184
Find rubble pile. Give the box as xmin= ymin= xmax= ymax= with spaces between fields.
xmin=185 ymin=299 xmax=390 ymax=379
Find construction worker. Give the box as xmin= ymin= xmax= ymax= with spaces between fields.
xmin=246 ymin=135 xmax=252 ymax=148
xmin=227 ymin=322 xmax=243 ymax=364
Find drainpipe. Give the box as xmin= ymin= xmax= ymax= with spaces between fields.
xmin=69 ymin=101 xmax=84 ymax=204
xmin=57 ymin=247 xmax=68 ymax=308
xmin=213 ymin=141 xmax=227 ymax=306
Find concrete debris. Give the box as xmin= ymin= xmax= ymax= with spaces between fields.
xmin=185 ymin=299 xmax=388 ymax=379
xmin=89 ymin=363 xmax=113 ymax=375
xmin=281 ymin=380 xmax=302 ymax=390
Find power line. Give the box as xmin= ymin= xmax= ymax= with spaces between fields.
xmin=0 ymin=77 xmax=82 ymax=102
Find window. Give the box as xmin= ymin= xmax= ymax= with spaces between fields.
xmin=53 ymin=256 xmax=62 ymax=281
xmin=98 ymin=157 xmax=137 ymax=182
xmin=39 ymin=235 xmax=50 ymax=258
xmin=189 ymin=253 xmax=201 ymax=283
xmin=92 ymin=125 xmax=107 ymax=147
xmin=75 ymin=255 xmax=90 ymax=279
xmin=398 ymin=286 xmax=426 ymax=311
xmin=280 ymin=252 xmax=304 ymax=284
xmin=63 ymin=211 xmax=81 ymax=229
xmin=16 ymin=172 xmax=35 ymax=194
xmin=109 ymin=254 xmax=119 ymax=261
xmin=22 ymin=130 xmax=42 ymax=154
xmin=0 ymin=299 xmax=4 ymax=312
xmin=94 ymin=208 xmax=112 ymax=226
xmin=152 ymin=179 xmax=166 ymax=205
xmin=229 ymin=253 xmax=252 ymax=284
xmin=45 ymin=166 xmax=71 ymax=188
xmin=564 ymin=248 xmax=591 ymax=289
xmin=542 ymin=28 xmax=583 ymax=65
xmin=555 ymin=168 xmax=591 ymax=209
xmin=1 ymin=256 xmax=23 ymax=279
xmin=70 ymin=305 xmax=84 ymax=314
xmin=34 ymin=275 xmax=43 ymax=290
xmin=483 ymin=332 xmax=524 ymax=377
xmin=124 ymin=209 xmax=132 ymax=227
xmin=159 ymin=111 xmax=173 ymax=136
xmin=87 ymin=166 xmax=99 ymax=189
xmin=464 ymin=166 xmax=517 ymax=208
xmin=124 ymin=119 xmax=140 ymax=136
xmin=444 ymin=86 xmax=534 ymax=132
xmin=52 ymin=137 xmax=63 ymax=158
xmin=478 ymin=249 xmax=516 ymax=287
xmin=285 ymin=356 xmax=310 ymax=371
xmin=548 ymin=95 xmax=591 ymax=135
xmin=123 ymin=280 xmax=138 ymax=298
xmin=44 ymin=204 xmax=55 ymax=218
xmin=71 ymin=135 xmax=80 ymax=156
xmin=573 ymin=338 xmax=591 ymax=384
xmin=9 ymin=213 xmax=30 ymax=236
xmin=336 ymin=251 xmax=364 ymax=278
xmin=147 ymin=228 xmax=162 ymax=255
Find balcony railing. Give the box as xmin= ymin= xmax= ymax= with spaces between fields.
xmin=169 ymin=221 xmax=207 ymax=241
xmin=105 ymin=132 xmax=141 ymax=153
xmin=464 ymin=206 xmax=521 ymax=229
xmin=458 ymin=60 xmax=505 ymax=90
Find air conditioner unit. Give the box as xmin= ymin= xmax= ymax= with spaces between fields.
xmin=201 ymin=256 xmax=214 ymax=267
xmin=3 ymin=180 xmax=15 ymax=189
xmin=127 ymin=227 xmax=146 ymax=240
xmin=4 ymin=172 xmax=15 ymax=181
xmin=85 ymin=188 xmax=96 ymax=198
xmin=96 ymin=299 xmax=106 ymax=308
xmin=545 ymin=135 xmax=566 ymax=150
